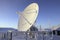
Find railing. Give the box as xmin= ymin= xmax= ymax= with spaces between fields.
xmin=0 ymin=31 xmax=60 ymax=40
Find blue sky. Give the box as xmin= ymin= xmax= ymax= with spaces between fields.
xmin=0 ymin=0 xmax=60 ymax=29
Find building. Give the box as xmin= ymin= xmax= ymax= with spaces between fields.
xmin=51 ymin=24 xmax=60 ymax=35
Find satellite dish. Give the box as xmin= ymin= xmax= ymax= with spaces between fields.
xmin=17 ymin=3 xmax=39 ymax=31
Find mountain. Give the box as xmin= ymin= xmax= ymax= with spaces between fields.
xmin=0 ymin=28 xmax=18 ymax=32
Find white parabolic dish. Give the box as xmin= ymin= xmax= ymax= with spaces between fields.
xmin=18 ymin=3 xmax=39 ymax=31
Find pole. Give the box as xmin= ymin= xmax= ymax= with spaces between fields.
xmin=26 ymin=32 xmax=27 ymax=40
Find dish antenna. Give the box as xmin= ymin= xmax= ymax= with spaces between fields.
xmin=17 ymin=3 xmax=39 ymax=31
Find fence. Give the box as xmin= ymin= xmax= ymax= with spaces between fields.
xmin=0 ymin=31 xmax=60 ymax=40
